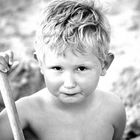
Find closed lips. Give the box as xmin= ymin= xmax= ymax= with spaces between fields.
xmin=61 ymin=92 xmax=80 ymax=95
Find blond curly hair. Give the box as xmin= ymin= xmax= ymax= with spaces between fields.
xmin=35 ymin=0 xmax=111 ymax=64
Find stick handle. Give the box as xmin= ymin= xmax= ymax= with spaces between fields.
xmin=0 ymin=72 xmax=25 ymax=140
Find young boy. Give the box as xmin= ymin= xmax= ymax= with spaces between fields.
xmin=0 ymin=0 xmax=126 ymax=140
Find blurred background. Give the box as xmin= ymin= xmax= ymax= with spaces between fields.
xmin=0 ymin=0 xmax=140 ymax=139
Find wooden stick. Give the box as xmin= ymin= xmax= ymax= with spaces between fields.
xmin=0 ymin=72 xmax=25 ymax=140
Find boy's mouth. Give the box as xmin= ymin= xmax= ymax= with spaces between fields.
xmin=64 ymin=93 xmax=77 ymax=96
xmin=59 ymin=92 xmax=84 ymax=103
xmin=60 ymin=92 xmax=81 ymax=97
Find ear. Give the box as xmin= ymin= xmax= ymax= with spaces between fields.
xmin=33 ymin=52 xmax=44 ymax=74
xmin=33 ymin=52 xmax=38 ymax=61
xmin=101 ymin=53 xmax=114 ymax=76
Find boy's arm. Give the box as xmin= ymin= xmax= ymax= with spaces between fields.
xmin=112 ymin=97 xmax=126 ymax=140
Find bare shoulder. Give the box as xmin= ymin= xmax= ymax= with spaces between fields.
xmin=98 ymin=90 xmax=126 ymax=140
xmin=99 ymin=90 xmax=126 ymax=120
xmin=16 ymin=88 xmax=50 ymax=111
xmin=98 ymin=90 xmax=125 ymax=112
xmin=14 ymin=88 xmax=50 ymax=126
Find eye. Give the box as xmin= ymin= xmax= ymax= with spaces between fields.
xmin=76 ymin=66 xmax=88 ymax=72
xmin=51 ymin=66 xmax=63 ymax=71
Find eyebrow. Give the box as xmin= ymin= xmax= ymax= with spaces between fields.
xmin=46 ymin=64 xmax=62 ymax=68
xmin=74 ymin=62 xmax=98 ymax=68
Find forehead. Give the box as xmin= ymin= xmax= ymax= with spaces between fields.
xmin=44 ymin=47 xmax=100 ymax=65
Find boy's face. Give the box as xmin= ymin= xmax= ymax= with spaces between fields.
xmin=41 ymin=48 xmax=103 ymax=104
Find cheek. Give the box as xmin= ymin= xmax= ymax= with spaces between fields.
xmin=43 ymin=74 xmax=61 ymax=94
xmin=79 ymin=72 xmax=100 ymax=93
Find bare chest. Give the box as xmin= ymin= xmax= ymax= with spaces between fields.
xmin=31 ymin=111 xmax=114 ymax=140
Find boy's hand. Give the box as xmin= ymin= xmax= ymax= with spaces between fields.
xmin=0 ymin=50 xmax=19 ymax=74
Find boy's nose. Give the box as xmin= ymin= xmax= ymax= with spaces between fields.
xmin=63 ymin=72 xmax=76 ymax=89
